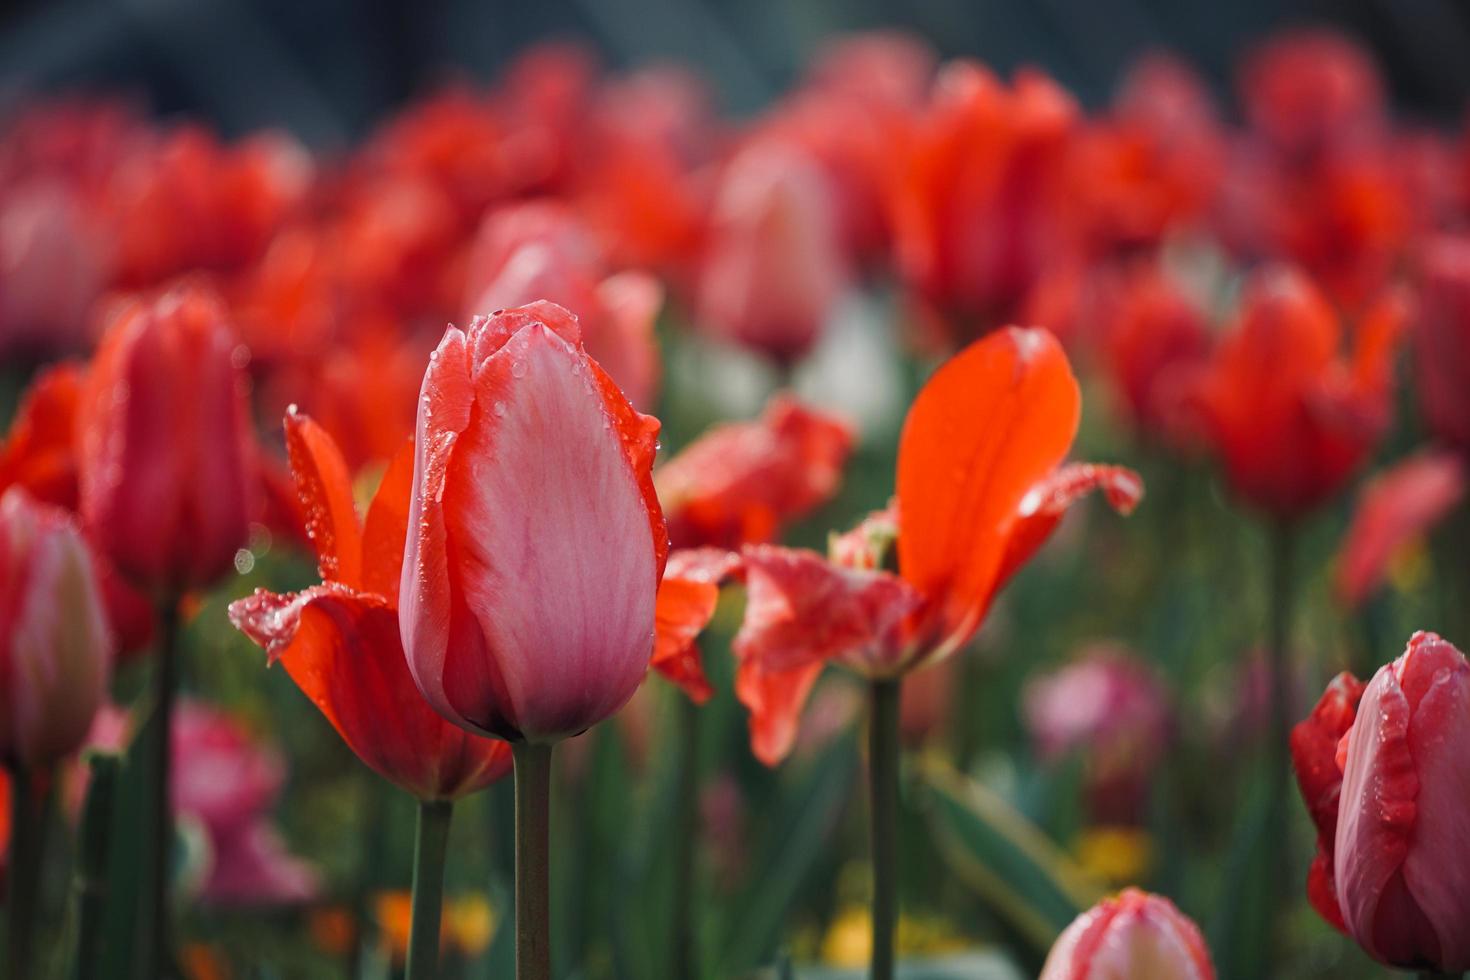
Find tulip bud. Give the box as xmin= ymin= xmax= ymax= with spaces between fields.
xmin=77 ymin=284 xmax=256 ymax=592
xmin=1041 ymin=888 xmax=1215 ymax=980
xmin=400 ymin=301 xmax=667 ymax=744
xmin=0 ymin=487 xmax=113 ymax=768
xmin=1334 ymin=631 xmax=1470 ymax=971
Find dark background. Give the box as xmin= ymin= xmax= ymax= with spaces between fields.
xmin=1 ymin=0 xmax=1467 ymax=144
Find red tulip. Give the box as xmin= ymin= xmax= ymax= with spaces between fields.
xmin=1238 ymin=30 xmax=1384 ymax=161
xmin=0 ymin=362 xmax=85 ymax=510
xmin=0 ymin=182 xmax=107 ymax=358
xmin=1335 ymin=452 xmax=1466 ymax=608
xmin=0 ymin=487 xmax=113 ymax=769
xmin=656 ymin=394 xmax=854 ymax=550
xmin=892 ymin=62 xmax=1078 ymax=335
xmin=230 ymin=410 xmax=513 ymax=800
xmin=1334 ymin=632 xmax=1470 ymax=971
xmin=463 ymin=201 xmax=662 ymax=408
xmin=732 ymin=328 xmax=1142 ymax=763
xmin=77 ymin=283 xmax=257 ymax=592
xmin=1040 ymin=888 xmax=1214 ymax=980
xmin=399 ymin=301 xmax=667 ymax=743
xmin=696 ymin=139 xmax=849 ymax=364
xmin=1291 ymin=670 xmax=1367 ymax=932
xmin=1413 ymin=235 xmax=1470 ymax=453
xmin=1192 ymin=266 xmax=1401 ymax=517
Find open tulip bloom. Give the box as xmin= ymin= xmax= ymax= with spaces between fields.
xmin=732 ymin=325 xmax=1141 ymax=978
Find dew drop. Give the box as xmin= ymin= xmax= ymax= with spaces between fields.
xmin=233 ymin=548 xmax=256 ymax=575
xmin=493 ymin=401 xmax=508 ymax=417
xmin=511 ymin=360 xmax=528 ymax=379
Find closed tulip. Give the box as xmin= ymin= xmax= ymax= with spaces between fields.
xmin=77 ymin=283 xmax=256 ymax=592
xmin=1334 ymin=631 xmax=1470 ymax=971
xmin=0 ymin=487 xmax=112 ymax=769
xmin=230 ymin=410 xmax=513 ymax=800
xmin=399 ymin=300 xmax=667 ymax=744
xmin=1041 ymin=888 xmax=1215 ymax=980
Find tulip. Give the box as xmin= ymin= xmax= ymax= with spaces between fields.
xmin=892 ymin=62 xmax=1077 ymax=337
xmin=1291 ymin=670 xmax=1367 ymax=932
xmin=1192 ymin=266 xmax=1400 ymax=519
xmin=1024 ymin=644 xmax=1173 ymax=825
xmin=1413 ymin=236 xmax=1470 ymax=454
xmin=731 ymin=327 xmax=1141 ymax=980
xmin=1040 ymin=888 xmax=1215 ymax=980
xmin=0 ymin=487 xmax=112 ymax=978
xmin=77 ymin=283 xmax=256 ymax=592
xmin=1238 ymin=30 xmax=1384 ymax=161
xmin=1335 ymin=452 xmax=1466 ymax=609
xmin=656 ymin=393 xmax=854 ymax=551
xmin=696 ymin=139 xmax=849 ymax=365
xmin=230 ymin=409 xmax=514 ymax=801
xmin=399 ymin=300 xmax=667 ymax=980
xmin=463 ymin=201 xmax=662 ymax=408
xmin=75 ymin=282 xmax=256 ymax=976
xmin=1334 ymin=632 xmax=1470 ymax=972
xmin=0 ymin=487 xmax=112 ymax=769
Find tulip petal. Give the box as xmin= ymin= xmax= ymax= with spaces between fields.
xmin=436 ymin=323 xmax=659 ymax=740
xmin=735 ymin=544 xmax=924 ymax=678
xmin=734 ymin=656 xmax=826 ymax=767
xmin=652 ymin=548 xmax=743 ymax=703
xmin=284 ymin=408 xmax=363 ymax=588
xmin=1290 ymin=671 xmax=1366 ymax=932
xmin=361 ymin=438 xmax=415 ymax=601
xmin=586 ymin=355 xmax=668 ymax=579
xmin=0 ymin=362 xmax=84 ymax=510
xmin=997 ymin=463 xmax=1143 ymax=589
xmin=1401 ymin=652 xmax=1470 ymax=969
xmin=229 ymin=585 xmax=511 ymax=800
xmin=1335 ymin=665 xmax=1418 ymax=964
xmin=896 ymin=326 xmax=1079 ymax=652
xmin=1334 ymin=453 xmax=1466 ymax=608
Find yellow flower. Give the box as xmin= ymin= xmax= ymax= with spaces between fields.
xmin=1073 ymin=826 xmax=1153 ymax=886
xmin=373 ymin=889 xmax=498 ymax=963
xmin=819 ymin=904 xmax=968 ymax=967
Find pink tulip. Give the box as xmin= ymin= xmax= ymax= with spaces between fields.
xmin=1041 ymin=888 xmax=1215 ymax=980
xmin=76 ymin=283 xmax=256 ymax=592
xmin=0 ymin=487 xmax=112 ymax=769
xmin=1334 ymin=631 xmax=1470 ymax=971
xmin=399 ymin=301 xmax=667 ymax=743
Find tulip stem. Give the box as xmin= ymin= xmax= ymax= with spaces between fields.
xmin=406 ymin=798 xmax=454 ymax=980
xmin=6 ymin=763 xmax=47 ymax=980
xmin=70 ymin=753 xmax=121 ymax=980
xmin=142 ymin=597 xmax=181 ymax=980
xmin=672 ymin=694 xmax=701 ymax=980
xmin=1265 ymin=523 xmax=1295 ymax=943
xmin=513 ymin=742 xmax=554 ymax=980
xmin=869 ymin=678 xmax=901 ymax=980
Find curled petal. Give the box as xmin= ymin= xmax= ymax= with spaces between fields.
xmin=361 ymin=438 xmax=415 ymax=601
xmin=998 ymin=463 xmax=1144 ymax=588
xmin=1290 ymin=671 xmax=1366 ymax=932
xmin=734 ymin=656 xmax=826 ymax=767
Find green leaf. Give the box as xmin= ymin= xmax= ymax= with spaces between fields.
xmin=797 ymin=951 xmax=1024 ymax=980
xmin=1207 ymin=769 xmax=1276 ymax=980
xmin=917 ymin=758 xmax=1102 ymax=953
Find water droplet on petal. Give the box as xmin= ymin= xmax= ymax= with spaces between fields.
xmin=493 ymin=401 xmax=507 ymax=417
xmin=511 ymin=360 xmax=528 ymax=379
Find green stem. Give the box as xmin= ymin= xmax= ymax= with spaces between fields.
xmin=1264 ymin=523 xmax=1296 ymax=955
xmin=406 ymin=799 xmax=454 ymax=980
xmin=869 ymin=679 xmax=901 ymax=980
xmin=70 ymin=753 xmax=121 ymax=980
xmin=7 ymin=763 xmax=45 ymax=979
xmin=141 ymin=599 xmax=181 ymax=979
xmin=671 ymin=696 xmax=701 ymax=980
xmin=513 ymin=742 xmax=554 ymax=980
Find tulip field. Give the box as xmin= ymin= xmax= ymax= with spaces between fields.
xmin=3 ymin=21 xmax=1470 ymax=980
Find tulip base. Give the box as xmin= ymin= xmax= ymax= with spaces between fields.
xmin=406 ymin=798 xmax=454 ymax=980
xmin=869 ymin=678 xmax=900 ymax=980
xmin=513 ymin=741 xmax=554 ymax=980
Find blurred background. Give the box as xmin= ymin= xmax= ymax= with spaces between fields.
xmin=3 ymin=0 xmax=1469 ymax=141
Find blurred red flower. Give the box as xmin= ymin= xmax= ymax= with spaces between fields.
xmin=1413 ymin=235 xmax=1470 ymax=453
